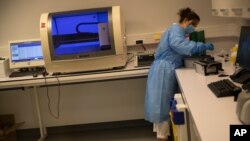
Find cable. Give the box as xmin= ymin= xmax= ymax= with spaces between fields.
xmin=141 ymin=43 xmax=146 ymax=51
xmin=122 ymin=53 xmax=135 ymax=68
xmin=136 ymin=40 xmax=146 ymax=51
xmin=127 ymin=53 xmax=134 ymax=63
xmin=44 ymin=74 xmax=61 ymax=119
xmin=55 ymin=76 xmax=61 ymax=119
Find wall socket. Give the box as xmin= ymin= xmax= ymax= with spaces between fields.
xmin=126 ymin=32 xmax=163 ymax=46
xmin=136 ymin=40 xmax=143 ymax=44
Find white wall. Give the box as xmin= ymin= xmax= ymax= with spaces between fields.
xmin=0 ymin=0 xmax=238 ymax=51
xmin=0 ymin=0 xmax=246 ymax=129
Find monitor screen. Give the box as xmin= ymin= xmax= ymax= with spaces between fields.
xmin=49 ymin=8 xmax=115 ymax=60
xmin=236 ymin=26 xmax=250 ymax=70
xmin=9 ymin=39 xmax=44 ymax=69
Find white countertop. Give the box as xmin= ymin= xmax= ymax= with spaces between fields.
xmin=176 ymin=62 xmax=241 ymax=141
xmin=0 ymin=61 xmax=149 ymax=89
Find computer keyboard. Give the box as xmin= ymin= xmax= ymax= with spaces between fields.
xmin=207 ymin=79 xmax=241 ymax=97
xmin=9 ymin=70 xmax=44 ymax=78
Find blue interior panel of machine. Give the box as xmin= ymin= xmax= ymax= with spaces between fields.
xmin=51 ymin=11 xmax=111 ymax=56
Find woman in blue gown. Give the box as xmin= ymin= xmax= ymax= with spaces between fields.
xmin=144 ymin=7 xmax=214 ymax=141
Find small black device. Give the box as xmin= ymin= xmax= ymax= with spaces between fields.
xmin=207 ymin=79 xmax=241 ymax=99
xmin=184 ymin=55 xmax=214 ymax=68
xmin=134 ymin=52 xmax=155 ymax=67
xmin=194 ymin=59 xmax=222 ymax=76
xmin=218 ymin=74 xmax=229 ymax=77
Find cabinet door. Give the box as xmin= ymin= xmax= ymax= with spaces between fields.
xmin=212 ymin=0 xmax=250 ymax=18
xmin=211 ymin=0 xmax=229 ymax=16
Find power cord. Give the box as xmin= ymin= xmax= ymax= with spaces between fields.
xmin=54 ymin=76 xmax=61 ymax=119
xmin=122 ymin=53 xmax=135 ymax=68
xmin=136 ymin=40 xmax=146 ymax=51
xmin=140 ymin=43 xmax=146 ymax=51
xmin=44 ymin=71 xmax=61 ymax=119
xmin=127 ymin=53 xmax=134 ymax=63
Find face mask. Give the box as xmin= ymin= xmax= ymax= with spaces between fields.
xmin=185 ymin=25 xmax=195 ymax=34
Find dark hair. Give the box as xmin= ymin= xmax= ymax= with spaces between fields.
xmin=178 ymin=7 xmax=200 ymax=23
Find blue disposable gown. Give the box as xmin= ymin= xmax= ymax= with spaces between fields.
xmin=145 ymin=24 xmax=206 ymax=123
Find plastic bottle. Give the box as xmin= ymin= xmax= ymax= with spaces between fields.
xmin=230 ymin=44 xmax=238 ymax=65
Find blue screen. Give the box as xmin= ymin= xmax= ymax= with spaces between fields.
xmin=51 ymin=10 xmax=111 ymax=56
xmin=236 ymin=26 xmax=250 ymax=70
xmin=10 ymin=41 xmax=43 ymax=63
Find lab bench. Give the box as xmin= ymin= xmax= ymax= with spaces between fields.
xmin=175 ymin=62 xmax=241 ymax=141
xmin=0 ymin=62 xmax=150 ymax=141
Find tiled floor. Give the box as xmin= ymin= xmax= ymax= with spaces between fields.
xmin=47 ymin=126 xmax=155 ymax=141
xmin=19 ymin=126 xmax=157 ymax=141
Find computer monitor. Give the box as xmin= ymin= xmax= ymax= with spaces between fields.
xmin=40 ymin=6 xmax=127 ymax=73
xmin=236 ymin=26 xmax=250 ymax=70
xmin=9 ymin=39 xmax=44 ymax=69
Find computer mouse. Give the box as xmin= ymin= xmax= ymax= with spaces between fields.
xmin=218 ymin=74 xmax=229 ymax=77
xmin=33 ymin=73 xmax=38 ymax=77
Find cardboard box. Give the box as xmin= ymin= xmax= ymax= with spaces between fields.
xmin=0 ymin=114 xmax=17 ymax=141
